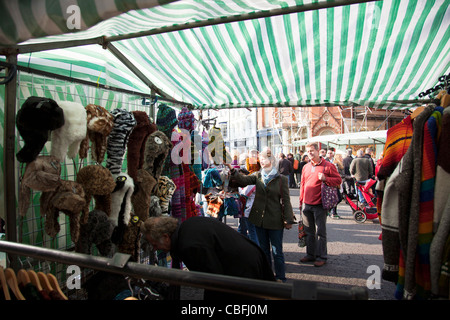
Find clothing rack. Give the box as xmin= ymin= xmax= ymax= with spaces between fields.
xmin=0 ymin=240 xmax=368 ymax=300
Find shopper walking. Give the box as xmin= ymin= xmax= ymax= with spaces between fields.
xmin=226 ymin=148 xmax=295 ymax=282
xmin=299 ymin=143 xmax=342 ymax=267
xmin=278 ymin=153 xmax=293 ymax=188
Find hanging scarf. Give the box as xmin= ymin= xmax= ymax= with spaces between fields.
xmin=261 ymin=167 xmax=278 ymax=186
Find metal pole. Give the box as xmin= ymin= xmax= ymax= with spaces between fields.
xmin=0 ymin=240 xmax=368 ymax=300
xmin=3 ymin=54 xmax=18 ymax=269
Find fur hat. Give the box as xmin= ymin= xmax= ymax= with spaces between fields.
xmin=76 ymin=165 xmax=116 ymax=224
xmin=115 ymin=215 xmax=142 ymax=262
xmin=177 ymin=106 xmax=195 ymax=131
xmin=143 ymin=131 xmax=172 ymax=180
xmin=127 ymin=111 xmax=156 ymax=181
xmin=75 ymin=209 xmax=114 ymax=256
xmin=50 ymin=101 xmax=87 ymax=161
xmin=131 ymin=169 xmax=157 ymax=221
xmin=156 ymin=104 xmax=178 ymax=138
xmin=109 ymin=173 xmax=135 ymax=227
xmin=79 ymin=104 xmax=114 ymax=163
xmin=16 ymin=96 xmax=65 ymax=163
xmin=149 ymin=195 xmax=162 ymax=217
xmin=106 ymin=108 xmax=137 ymax=174
xmin=155 ymin=176 xmax=176 ymax=214
xmin=19 ymin=155 xmax=62 ymax=216
xmin=40 ymin=180 xmax=86 ymax=242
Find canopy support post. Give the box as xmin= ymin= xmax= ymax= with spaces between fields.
xmin=3 ymin=53 xmax=18 ymax=269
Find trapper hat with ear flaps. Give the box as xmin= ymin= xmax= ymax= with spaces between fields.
xmin=16 ymin=96 xmax=65 ymax=163
xmin=19 ymin=155 xmax=62 ymax=217
xmin=79 ymin=104 xmax=114 ymax=163
xmin=76 ymin=165 xmax=116 ymax=224
xmin=40 ymin=180 xmax=86 ymax=243
xmin=50 ymin=101 xmax=87 ymax=161
xmin=127 ymin=111 xmax=156 ymax=181
xmin=106 ymin=108 xmax=137 ymax=175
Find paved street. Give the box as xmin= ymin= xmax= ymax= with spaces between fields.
xmin=181 ymin=188 xmax=397 ymax=300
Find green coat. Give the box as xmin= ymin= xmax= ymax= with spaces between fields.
xmin=231 ymin=170 xmax=295 ymax=230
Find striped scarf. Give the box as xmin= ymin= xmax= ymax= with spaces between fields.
xmin=415 ymin=107 xmax=442 ymax=298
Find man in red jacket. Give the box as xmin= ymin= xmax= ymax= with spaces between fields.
xmin=299 ymin=142 xmax=342 ymax=267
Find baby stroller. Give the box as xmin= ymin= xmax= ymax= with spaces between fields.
xmin=342 ymin=179 xmax=379 ymax=223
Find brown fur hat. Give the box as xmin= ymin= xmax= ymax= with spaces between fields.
xmin=79 ymin=104 xmax=114 ymax=163
xmin=127 ymin=111 xmax=157 ymax=181
xmin=76 ymin=165 xmax=116 ymax=224
xmin=131 ymin=169 xmax=157 ymax=222
xmin=41 ymin=180 xmax=86 ymax=242
xmin=19 ymin=155 xmax=62 ymax=217
xmin=143 ymin=131 xmax=172 ymax=180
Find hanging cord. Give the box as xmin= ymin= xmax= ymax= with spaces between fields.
xmin=0 ymin=63 xmax=17 ymax=85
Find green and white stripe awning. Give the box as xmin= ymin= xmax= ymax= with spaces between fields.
xmin=1 ymin=0 xmax=449 ymax=109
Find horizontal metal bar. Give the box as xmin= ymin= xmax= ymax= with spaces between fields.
xmin=0 ymin=240 xmax=368 ymax=300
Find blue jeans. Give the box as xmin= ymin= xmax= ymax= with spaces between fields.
xmin=356 ymin=179 xmax=370 ymax=205
xmin=238 ymin=217 xmax=259 ymax=246
xmin=255 ymin=226 xmax=285 ymax=281
xmin=302 ymin=204 xmax=328 ymax=261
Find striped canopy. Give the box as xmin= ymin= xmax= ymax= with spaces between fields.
xmin=1 ymin=0 xmax=449 ymax=110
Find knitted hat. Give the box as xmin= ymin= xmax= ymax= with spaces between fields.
xmin=106 ymin=108 xmax=137 ymax=175
xmin=143 ymin=131 xmax=172 ymax=180
xmin=19 ymin=155 xmax=62 ymax=216
xmin=156 ymin=104 xmax=178 ymax=137
xmin=75 ymin=209 xmax=114 ymax=256
xmin=131 ymin=169 xmax=158 ymax=221
xmin=177 ymin=106 xmax=195 ymax=131
xmin=109 ymin=173 xmax=135 ymax=228
xmin=79 ymin=104 xmax=114 ymax=163
xmin=127 ymin=111 xmax=156 ymax=180
xmin=41 ymin=180 xmax=86 ymax=243
xmin=50 ymin=101 xmax=87 ymax=161
xmin=16 ymin=96 xmax=65 ymax=163
xmin=76 ymin=165 xmax=116 ymax=224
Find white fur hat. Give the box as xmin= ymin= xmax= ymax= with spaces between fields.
xmin=51 ymin=101 xmax=87 ymax=161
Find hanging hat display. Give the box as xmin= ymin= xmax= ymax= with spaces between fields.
xmin=18 ymin=155 xmax=62 ymax=217
xmin=127 ymin=110 xmax=156 ymax=180
xmin=109 ymin=173 xmax=135 ymax=228
xmin=177 ymin=106 xmax=195 ymax=132
xmin=50 ymin=101 xmax=87 ymax=161
xmin=156 ymin=104 xmax=178 ymax=138
xmin=106 ymin=108 xmax=137 ymax=175
xmin=79 ymin=104 xmax=114 ymax=163
xmin=16 ymin=96 xmax=65 ymax=163
xmin=40 ymin=180 xmax=86 ymax=243
xmin=143 ymin=130 xmax=172 ymax=180
xmin=76 ymin=165 xmax=116 ymax=224
xmin=131 ymin=169 xmax=158 ymax=222
xmin=75 ymin=209 xmax=114 ymax=257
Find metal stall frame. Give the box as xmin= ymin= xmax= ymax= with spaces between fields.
xmin=0 ymin=240 xmax=369 ymax=300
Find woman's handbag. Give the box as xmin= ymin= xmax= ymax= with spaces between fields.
xmin=320 ymin=166 xmax=339 ymax=210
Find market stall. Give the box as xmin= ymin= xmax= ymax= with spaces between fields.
xmin=0 ymin=0 xmax=449 ymax=301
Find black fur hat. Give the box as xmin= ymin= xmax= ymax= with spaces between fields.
xmin=16 ymin=96 xmax=65 ymax=163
